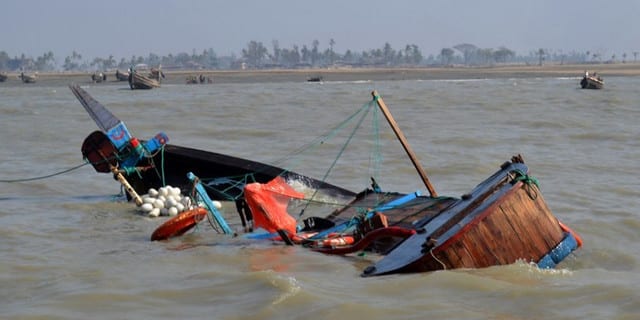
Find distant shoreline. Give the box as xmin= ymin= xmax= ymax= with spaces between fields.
xmin=5 ymin=63 xmax=640 ymax=84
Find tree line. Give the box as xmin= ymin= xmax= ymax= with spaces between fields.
xmin=1 ymin=40 xmax=637 ymax=72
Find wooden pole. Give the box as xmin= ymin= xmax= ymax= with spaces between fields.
xmin=371 ymin=91 xmax=438 ymax=197
xmin=98 ymin=149 xmax=143 ymax=206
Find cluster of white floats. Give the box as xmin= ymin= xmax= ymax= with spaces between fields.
xmin=135 ymin=185 xmax=222 ymax=217
xmin=136 ymin=185 xmax=194 ymax=217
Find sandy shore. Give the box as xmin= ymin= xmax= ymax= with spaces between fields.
xmin=4 ymin=63 xmax=640 ymax=85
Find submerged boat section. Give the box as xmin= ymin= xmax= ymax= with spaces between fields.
xmin=361 ymin=156 xmax=579 ymax=276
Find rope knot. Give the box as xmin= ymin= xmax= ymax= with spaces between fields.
xmin=512 ymin=169 xmax=539 ymax=200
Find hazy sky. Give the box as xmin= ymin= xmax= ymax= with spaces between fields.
xmin=3 ymin=0 xmax=639 ymax=61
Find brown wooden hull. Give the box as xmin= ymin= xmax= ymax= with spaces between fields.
xmin=362 ymin=160 xmax=576 ymax=276
xmin=129 ymin=72 xmax=160 ymax=89
xmin=580 ymin=76 xmax=603 ymax=89
xmin=415 ymin=182 xmax=562 ymax=270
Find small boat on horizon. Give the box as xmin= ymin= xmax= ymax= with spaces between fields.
xmin=19 ymin=72 xmax=38 ymax=83
xmin=128 ymin=66 xmax=163 ymax=90
xmin=186 ymin=74 xmax=212 ymax=84
xmin=91 ymin=72 xmax=107 ymax=83
xmin=580 ymin=71 xmax=603 ymax=89
xmin=115 ymin=69 xmax=130 ymax=81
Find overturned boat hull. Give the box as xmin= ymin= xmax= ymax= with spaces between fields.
xmin=127 ymin=143 xmax=356 ymax=201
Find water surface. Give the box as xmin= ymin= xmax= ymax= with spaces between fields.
xmin=1 ymin=75 xmax=638 ymax=319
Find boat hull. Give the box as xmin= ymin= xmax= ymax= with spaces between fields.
xmin=580 ymin=76 xmax=603 ymax=89
xmin=363 ymin=160 xmax=572 ymax=276
xmin=115 ymin=70 xmax=130 ymax=81
xmin=129 ymin=72 xmax=160 ymax=89
xmin=124 ymin=143 xmax=356 ymax=202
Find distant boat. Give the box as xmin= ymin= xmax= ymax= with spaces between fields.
xmin=580 ymin=71 xmax=603 ymax=89
xmin=91 ymin=72 xmax=107 ymax=83
xmin=186 ymin=74 xmax=212 ymax=84
xmin=128 ymin=66 xmax=163 ymax=90
xmin=19 ymin=72 xmax=37 ymax=83
xmin=307 ymin=76 xmax=323 ymax=82
xmin=0 ymin=72 xmax=7 ymax=82
xmin=115 ymin=69 xmax=130 ymax=81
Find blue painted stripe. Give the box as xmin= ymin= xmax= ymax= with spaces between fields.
xmin=187 ymin=172 xmax=233 ymax=235
xmin=537 ymin=255 xmax=557 ymax=269
xmin=309 ymin=191 xmax=421 ymax=240
xmin=537 ymin=232 xmax=578 ymax=269
xmin=371 ymin=191 xmax=421 ymax=213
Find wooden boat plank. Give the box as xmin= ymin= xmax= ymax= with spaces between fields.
xmin=480 ymin=209 xmax=531 ymax=264
xmin=502 ymin=187 xmax=563 ymax=254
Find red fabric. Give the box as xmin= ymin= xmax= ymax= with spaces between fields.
xmin=244 ymin=177 xmax=304 ymax=235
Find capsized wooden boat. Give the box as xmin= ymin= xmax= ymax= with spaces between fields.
xmin=71 ymin=84 xmax=581 ymax=276
xmin=236 ymin=91 xmax=582 ymax=276
xmin=580 ymin=71 xmax=603 ymax=89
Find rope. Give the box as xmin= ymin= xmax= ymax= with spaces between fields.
xmin=270 ymin=101 xmax=373 ymax=167
xmin=512 ymin=168 xmax=539 ymax=200
xmin=430 ymin=247 xmax=447 ymax=270
xmin=298 ymin=101 xmax=374 ymax=217
xmin=0 ymin=161 xmax=91 ymax=183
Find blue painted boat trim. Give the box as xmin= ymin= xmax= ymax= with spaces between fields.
xmin=537 ymin=232 xmax=578 ymax=269
xmin=143 ymin=132 xmax=169 ymax=153
xmin=308 ymin=191 xmax=421 ymax=240
xmin=187 ymin=172 xmax=233 ymax=235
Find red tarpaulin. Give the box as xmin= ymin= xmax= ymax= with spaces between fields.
xmin=244 ymin=177 xmax=304 ymax=235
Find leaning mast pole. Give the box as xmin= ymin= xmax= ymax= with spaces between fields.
xmin=371 ymin=91 xmax=438 ymax=197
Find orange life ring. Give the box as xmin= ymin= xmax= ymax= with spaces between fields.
xmin=150 ymin=207 xmax=208 ymax=241
xmin=558 ymin=221 xmax=583 ymax=248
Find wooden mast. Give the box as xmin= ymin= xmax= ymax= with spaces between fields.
xmin=371 ymin=91 xmax=438 ymax=197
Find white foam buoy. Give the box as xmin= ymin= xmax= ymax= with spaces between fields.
xmin=136 ymin=185 xmax=204 ymax=217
